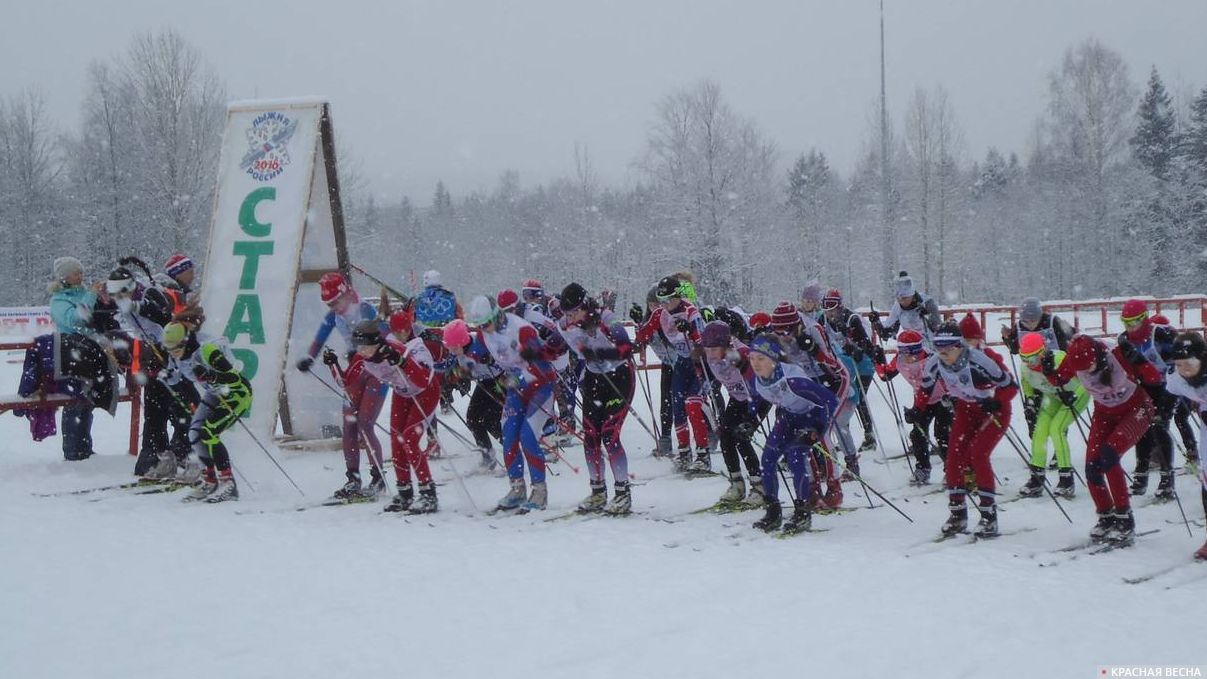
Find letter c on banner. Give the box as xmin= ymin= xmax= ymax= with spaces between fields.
xmin=239 ymin=187 xmax=276 ymax=237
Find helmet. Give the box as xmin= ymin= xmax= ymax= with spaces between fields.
xmin=389 ymin=308 xmax=414 ymax=338
xmin=162 ymin=322 xmax=188 ymax=350
xmin=655 ymin=276 xmax=680 ymax=301
xmin=1121 ymin=299 xmax=1148 ymax=324
xmin=319 ymin=272 xmax=349 ymax=304
xmin=497 ymin=289 xmax=519 ymax=312
xmin=442 ymin=319 xmax=471 ymax=349
xmin=521 ymin=279 xmax=543 ymax=299
xmin=466 ymin=295 xmax=499 ymax=326
xmin=1019 ymin=332 xmax=1047 ymax=358
xmin=700 ymin=321 xmax=732 ymax=348
xmin=958 ymin=313 xmax=984 ymax=341
xmin=1170 ymin=332 xmax=1206 ymax=361
xmin=932 ymin=320 xmax=963 ymax=349
xmin=770 ymin=301 xmax=800 ymax=332
xmin=897 ymin=330 xmax=925 ymax=354
xmin=749 ymin=311 xmax=771 ymax=329
xmin=821 ymin=288 xmax=842 ymax=310
xmin=106 ymin=267 xmax=137 ymax=296
xmin=560 ymin=282 xmax=587 ymax=311
xmin=351 ymin=319 xmax=382 ymax=347
xmin=749 ymin=334 xmax=784 ymax=361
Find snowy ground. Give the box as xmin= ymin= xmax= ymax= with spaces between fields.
xmin=2 ymin=356 xmax=1205 ymax=679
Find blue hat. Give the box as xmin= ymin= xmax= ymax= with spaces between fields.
xmin=749 ymin=334 xmax=784 ymax=361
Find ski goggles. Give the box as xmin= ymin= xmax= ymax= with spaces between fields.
xmin=1122 ymin=313 xmax=1147 ymax=328
xmin=821 ymin=298 xmax=841 ymax=311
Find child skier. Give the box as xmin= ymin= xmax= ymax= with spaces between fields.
xmin=1016 ymin=332 xmax=1089 ymax=499
xmin=701 ymin=320 xmax=767 ymax=508
xmin=880 ymin=330 xmax=951 ymax=486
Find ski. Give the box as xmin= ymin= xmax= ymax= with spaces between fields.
xmin=34 ymin=479 xmax=167 ymax=497
xmin=772 ymin=527 xmax=831 ymax=539
xmin=1122 ymin=562 xmax=1198 ymax=585
xmin=686 ymin=500 xmax=755 ymax=515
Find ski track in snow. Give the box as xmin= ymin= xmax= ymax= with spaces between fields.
xmin=1 ymin=359 xmax=1203 ymax=679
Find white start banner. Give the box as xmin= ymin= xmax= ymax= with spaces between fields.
xmin=0 ymin=307 xmax=53 ymax=339
xmin=199 ymin=98 xmax=349 ymax=441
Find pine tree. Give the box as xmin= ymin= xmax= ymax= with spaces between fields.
xmin=1183 ymin=85 xmax=1207 ymax=178
xmin=786 ymin=149 xmax=832 ymax=273
xmin=1130 ymin=67 xmax=1177 ymax=181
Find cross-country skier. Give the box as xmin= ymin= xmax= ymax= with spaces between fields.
xmin=1151 ymin=313 xmax=1200 ymax=471
xmin=1000 ymin=297 xmax=1076 ymax=437
xmin=442 ymin=319 xmax=505 ymax=474
xmin=353 ymin=314 xmax=441 ymax=514
xmin=1041 ymin=333 xmax=1162 ymax=544
xmin=634 ymin=276 xmax=710 ymax=473
xmin=870 ymin=271 xmax=941 ymax=346
xmin=820 ymin=287 xmax=882 ymax=453
xmin=916 ymin=321 xmax=1016 ymax=538
xmin=161 ymin=321 xmax=252 ymax=504
xmin=746 ymin=334 xmax=838 ymax=535
xmin=630 ymin=286 xmax=673 ymax=456
xmin=1118 ymin=300 xmax=1178 ymax=501
xmin=701 ymin=320 xmax=767 ymax=507
xmin=1016 ymin=332 xmax=1089 ymax=499
xmin=506 ymin=285 xmax=577 ymax=448
xmin=557 ymin=283 xmax=636 ymax=515
xmin=468 ymin=295 xmax=560 ymax=512
xmin=879 ymin=330 xmax=951 ymax=486
xmin=1160 ymin=331 xmax=1207 ymax=560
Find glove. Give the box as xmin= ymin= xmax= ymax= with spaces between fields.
xmin=296 ymin=356 xmax=314 ymax=372
xmin=519 ymin=346 xmax=541 ymax=362
xmin=674 ymin=318 xmax=691 ymax=334
xmin=192 ymin=364 xmax=214 ymax=382
xmin=734 ymin=419 xmax=757 ymax=440
xmin=1039 ymin=352 xmax=1057 ymax=377
xmin=847 ymin=343 xmax=864 ymax=363
xmin=1023 ymin=397 xmax=1039 ymax=422
xmin=1000 ymin=326 xmax=1014 ymax=342
xmin=1057 ymin=390 xmax=1077 ymax=408
xmin=979 ymin=398 xmax=1001 ymax=414
xmin=370 ymin=343 xmax=401 ymax=365
xmin=903 ymin=406 xmax=920 ymax=425
xmin=321 ymin=348 xmax=340 ymax=367
xmin=795 ymin=332 xmax=817 ymax=354
xmin=629 ymin=303 xmax=644 ymax=325
xmin=1118 ymin=337 xmax=1143 ymax=365
xmin=872 ymin=345 xmax=887 ymax=366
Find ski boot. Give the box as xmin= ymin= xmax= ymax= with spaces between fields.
xmin=182 ymin=468 xmax=218 ymax=503
xmin=822 ymin=477 xmax=843 ymax=509
xmin=909 ymin=465 xmax=931 ymax=487
xmin=718 ymin=474 xmax=746 ymax=505
xmin=205 ymin=471 xmax=239 ymax=503
xmin=1054 ymin=468 xmax=1076 ymax=499
xmin=174 ymin=455 xmax=202 ymax=486
xmin=753 ymin=499 xmax=783 ymax=532
xmin=407 ymin=483 xmax=438 ymax=514
xmin=840 ymin=456 xmax=860 ymax=483
xmin=496 ymin=478 xmax=527 ymax=511
xmin=742 ymin=474 xmax=766 ymax=509
xmin=674 ymin=446 xmax=692 ymax=473
xmin=1194 ymin=537 xmax=1207 ymax=562
xmin=577 ymin=482 xmax=608 ymax=513
xmin=1154 ymin=471 xmax=1175 ymax=502
xmin=941 ymin=503 xmax=968 ymax=537
xmin=973 ymin=505 xmax=998 ymax=538
xmin=1089 ymin=510 xmax=1116 ymax=543
xmin=1018 ymin=465 xmax=1045 ymax=498
xmin=142 ymin=452 xmax=177 ymax=481
xmin=604 ymin=482 xmax=632 ymax=516
xmin=1105 ymin=509 xmax=1136 ymax=545
xmin=332 ymin=471 xmax=362 ymax=500
xmin=690 ymin=448 xmax=712 ymax=475
xmin=384 ymin=484 xmax=415 ymax=513
xmin=361 ymin=469 xmax=387 ymax=498
xmin=780 ymin=500 xmax=812 ymax=535
xmin=858 ymin=433 xmax=876 ymax=453
xmin=1129 ymin=471 xmax=1149 ymax=496
xmin=519 ymin=481 xmax=547 ymax=512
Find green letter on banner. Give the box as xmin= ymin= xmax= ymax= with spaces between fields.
xmin=224 ymin=294 xmax=266 ymax=345
xmin=233 ymin=241 xmax=275 ymax=289
xmin=239 ymin=187 xmax=276 ymax=237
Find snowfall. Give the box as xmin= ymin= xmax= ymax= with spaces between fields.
xmin=2 ymin=330 xmax=1205 ymax=679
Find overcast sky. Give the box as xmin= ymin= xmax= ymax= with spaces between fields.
xmin=5 ymin=0 xmax=1207 ymax=204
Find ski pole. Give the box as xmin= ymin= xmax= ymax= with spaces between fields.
xmin=851 ymin=373 xmax=891 ymax=466
xmin=993 ymin=415 xmax=1071 ymax=523
xmin=349 ymin=263 xmax=411 ymax=303
xmin=317 ymin=360 xmax=392 ymax=484
xmin=810 ymin=441 xmax=913 ymax=523
xmin=235 ymin=418 xmax=305 ymax=496
xmin=1171 ymin=482 xmax=1194 ymax=537
xmin=870 ymin=378 xmax=915 ymax=473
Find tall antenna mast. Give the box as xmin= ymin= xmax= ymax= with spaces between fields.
xmin=878 ymin=0 xmax=894 ymax=298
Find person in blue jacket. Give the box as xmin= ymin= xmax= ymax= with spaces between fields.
xmin=48 ymin=256 xmax=102 ymax=461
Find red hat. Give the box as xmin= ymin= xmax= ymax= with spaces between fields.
xmin=389 ymin=308 xmax=414 ymax=338
xmin=521 ymin=279 xmax=542 ymax=292
xmin=442 ymin=319 xmax=471 ymax=349
xmin=1151 ymin=313 xmax=1170 ymax=326
xmin=897 ymin=329 xmax=925 ymax=353
xmin=958 ymin=313 xmax=984 ymax=340
xmin=164 ymin=253 xmax=194 ymax=278
xmin=319 ymin=272 xmax=349 ymax=304
xmin=770 ymin=301 xmax=800 ymax=331
xmin=822 ymin=288 xmax=842 ymax=309
xmin=1019 ymin=332 xmax=1046 ymax=358
xmin=497 ymin=289 xmax=519 ymax=311
xmin=749 ymin=311 xmax=771 ymax=329
xmin=1121 ymin=299 xmax=1148 ymax=322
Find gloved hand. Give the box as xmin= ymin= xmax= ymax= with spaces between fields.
xmin=1057 ymin=390 xmax=1077 ymax=408
xmin=370 ymin=343 xmax=401 ymax=365
xmin=192 ymin=364 xmax=214 ymax=382
xmin=795 ymin=332 xmax=817 ymax=354
xmin=321 ymin=348 xmax=340 ymax=367
xmin=628 ymin=303 xmax=645 ymax=325
xmin=519 ymin=346 xmax=541 ymax=362
xmin=734 ymin=419 xmax=757 ymax=440
xmin=1118 ymin=337 xmax=1143 ymax=365
xmin=979 ymin=398 xmax=1001 ymax=414
xmin=903 ymin=406 xmax=920 ymax=425
xmin=674 ymin=318 xmax=691 ymax=334
xmin=1039 ymin=352 xmax=1057 ymax=377
xmin=296 ymin=356 xmax=314 ymax=372
xmin=847 ymin=343 xmax=864 ymax=363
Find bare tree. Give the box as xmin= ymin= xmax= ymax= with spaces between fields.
xmin=0 ymin=89 xmax=62 ymax=301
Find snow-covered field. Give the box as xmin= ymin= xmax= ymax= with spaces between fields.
xmin=2 ymin=356 xmax=1205 ymax=679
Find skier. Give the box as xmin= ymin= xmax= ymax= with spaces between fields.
xmin=1000 ymin=297 xmax=1076 ymax=437
xmin=820 ymin=287 xmax=882 ymax=452
xmin=468 ymin=295 xmax=560 ymax=512
xmin=630 ymin=286 xmax=674 ymax=456
xmin=103 ymin=265 xmax=196 ymax=481
xmin=1160 ymin=331 xmax=1207 ymax=560
xmin=557 ymin=283 xmax=636 ymax=515
xmin=296 ymin=272 xmax=388 ymax=499
xmin=634 ymin=276 xmax=710 ymax=473
xmin=161 ymin=253 xmax=197 ymax=314
xmin=1118 ymin=300 xmax=1178 ymax=501
xmin=870 ymin=271 xmax=941 ymax=346
xmin=700 ymin=320 xmax=767 ymax=507
xmin=880 ymin=330 xmax=951 ymax=485
xmin=352 ymin=311 xmax=442 ymax=513
xmin=1016 ymin=332 xmax=1089 ymax=499
xmin=506 ymin=286 xmax=577 ymax=448
xmin=161 ymin=321 xmax=252 ymax=503
xmin=799 ymin=280 xmax=824 ymax=318
xmin=1041 ymin=332 xmax=1162 ymax=544
xmin=746 ymin=334 xmax=839 ymax=534
xmin=1151 ymin=313 xmax=1200 ymax=470
xmin=916 ymin=321 xmax=1017 ymax=538
xmin=769 ymin=301 xmax=852 ymax=507
xmin=442 ymin=318 xmax=505 ymax=474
